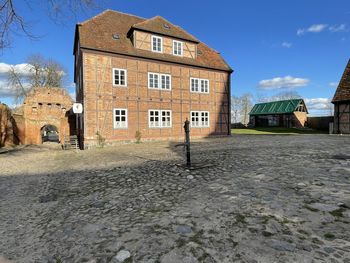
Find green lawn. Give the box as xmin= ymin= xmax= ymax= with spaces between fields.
xmin=232 ymin=127 xmax=327 ymax=135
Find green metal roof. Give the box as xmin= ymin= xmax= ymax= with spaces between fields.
xmin=249 ymin=99 xmax=306 ymax=116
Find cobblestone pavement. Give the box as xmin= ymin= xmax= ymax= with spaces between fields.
xmin=1 ymin=135 xmax=350 ymax=263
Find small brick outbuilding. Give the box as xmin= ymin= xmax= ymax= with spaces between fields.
xmin=13 ymin=87 xmax=73 ymax=144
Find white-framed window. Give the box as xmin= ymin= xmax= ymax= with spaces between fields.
xmin=148 ymin=72 xmax=171 ymax=90
xmin=113 ymin=68 xmax=127 ymax=87
xmin=200 ymin=79 xmax=209 ymax=93
xmin=148 ymin=73 xmax=159 ymax=89
xmin=173 ymin=40 xmax=183 ymax=56
xmin=190 ymin=77 xmax=209 ymax=93
xmin=190 ymin=78 xmax=199 ymax=92
xmin=113 ymin=108 xmax=128 ymax=129
xmin=149 ymin=110 xmax=172 ymax=128
xmin=151 ymin=35 xmax=163 ymax=53
xmin=191 ymin=111 xmax=209 ymax=127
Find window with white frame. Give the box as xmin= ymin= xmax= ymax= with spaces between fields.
xmin=149 ymin=110 xmax=172 ymax=128
xmin=148 ymin=73 xmax=171 ymax=90
xmin=173 ymin=40 xmax=183 ymax=56
xmin=113 ymin=68 xmax=127 ymax=86
xmin=151 ymin=35 xmax=163 ymax=52
xmin=148 ymin=73 xmax=159 ymax=89
xmin=190 ymin=78 xmax=199 ymax=92
xmin=113 ymin=108 xmax=128 ymax=128
xmin=190 ymin=78 xmax=209 ymax=93
xmin=200 ymin=79 xmax=209 ymax=93
xmin=191 ymin=111 xmax=209 ymax=127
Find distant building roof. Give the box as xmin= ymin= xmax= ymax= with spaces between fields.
xmin=332 ymin=59 xmax=350 ymax=103
xmin=249 ymin=99 xmax=308 ymax=116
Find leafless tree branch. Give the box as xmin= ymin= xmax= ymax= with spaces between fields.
xmin=0 ymin=0 xmax=101 ymax=49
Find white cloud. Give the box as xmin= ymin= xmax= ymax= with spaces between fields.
xmin=297 ymin=23 xmax=348 ymax=36
xmin=305 ymin=98 xmax=331 ymax=110
xmin=281 ymin=42 xmax=292 ymax=48
xmin=305 ymin=98 xmax=333 ymax=116
xmin=297 ymin=24 xmax=328 ymax=36
xmin=0 ymin=80 xmax=17 ymax=97
xmin=258 ymin=76 xmax=310 ymax=90
xmin=329 ymin=24 xmax=347 ymax=32
xmin=0 ymin=63 xmax=34 ymax=76
xmin=329 ymin=82 xmax=339 ymax=88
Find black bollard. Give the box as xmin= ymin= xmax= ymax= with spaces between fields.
xmin=184 ymin=118 xmax=191 ymax=167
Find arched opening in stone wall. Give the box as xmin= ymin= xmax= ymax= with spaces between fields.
xmin=41 ymin=125 xmax=59 ymax=143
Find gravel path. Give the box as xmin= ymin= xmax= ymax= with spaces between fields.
xmin=0 ymin=135 xmax=350 ymax=263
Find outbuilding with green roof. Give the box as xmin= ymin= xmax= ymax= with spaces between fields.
xmin=249 ymin=99 xmax=308 ymax=128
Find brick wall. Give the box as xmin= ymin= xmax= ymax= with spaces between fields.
xmin=80 ymin=51 xmax=230 ymax=148
xmin=15 ymin=87 xmax=73 ymax=144
xmin=293 ymin=111 xmax=307 ymax=128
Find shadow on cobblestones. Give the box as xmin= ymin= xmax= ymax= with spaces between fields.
xmin=1 ymin=135 xmax=350 ymax=262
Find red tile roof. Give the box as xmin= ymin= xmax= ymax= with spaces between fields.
xmin=131 ymin=16 xmax=199 ymax=43
xmin=76 ymin=10 xmax=232 ymax=72
xmin=332 ymin=59 xmax=350 ymax=103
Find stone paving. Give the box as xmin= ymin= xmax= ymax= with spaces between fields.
xmin=0 ymin=135 xmax=350 ymax=263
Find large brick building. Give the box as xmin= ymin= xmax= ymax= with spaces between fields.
xmin=332 ymin=59 xmax=350 ymax=134
xmin=74 ymin=10 xmax=232 ymax=148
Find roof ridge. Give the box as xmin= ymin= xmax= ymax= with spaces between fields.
xmin=79 ymin=9 xmax=146 ymax=25
xmin=255 ymin=99 xmax=302 ymax=105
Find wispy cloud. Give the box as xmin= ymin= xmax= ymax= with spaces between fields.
xmin=329 ymin=82 xmax=339 ymax=88
xmin=258 ymin=76 xmax=310 ymax=90
xmin=297 ymin=23 xmax=347 ymax=36
xmin=281 ymin=42 xmax=292 ymax=48
xmin=297 ymin=24 xmax=328 ymax=36
xmin=329 ymin=24 xmax=347 ymax=32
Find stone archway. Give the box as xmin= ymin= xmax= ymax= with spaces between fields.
xmin=41 ymin=124 xmax=59 ymax=143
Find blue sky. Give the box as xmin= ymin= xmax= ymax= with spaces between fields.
xmin=0 ymin=0 xmax=349 ymax=116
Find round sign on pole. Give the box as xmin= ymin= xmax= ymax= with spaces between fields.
xmin=73 ymin=103 xmax=83 ymax=114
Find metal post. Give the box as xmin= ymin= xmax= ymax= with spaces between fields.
xmin=184 ymin=118 xmax=191 ymax=167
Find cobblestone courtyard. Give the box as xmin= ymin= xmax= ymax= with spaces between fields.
xmin=1 ymin=135 xmax=350 ymax=263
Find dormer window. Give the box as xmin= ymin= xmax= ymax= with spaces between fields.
xmin=151 ymin=35 xmax=163 ymax=53
xmin=173 ymin=40 xmax=183 ymax=56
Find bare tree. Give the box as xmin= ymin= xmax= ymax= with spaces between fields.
xmin=271 ymin=90 xmax=302 ymax=101
xmin=0 ymin=0 xmax=100 ymax=49
xmin=240 ymin=93 xmax=253 ymax=125
xmin=231 ymin=95 xmax=241 ymax=123
xmin=7 ymin=54 xmax=67 ymax=102
xmin=231 ymin=93 xmax=253 ymax=125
